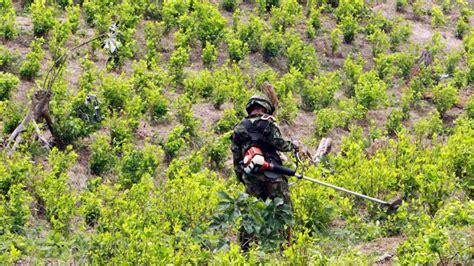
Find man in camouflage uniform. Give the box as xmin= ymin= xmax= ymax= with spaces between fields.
xmin=231 ymin=94 xmax=298 ymax=251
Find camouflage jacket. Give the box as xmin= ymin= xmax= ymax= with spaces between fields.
xmin=231 ymin=114 xmax=294 ymax=182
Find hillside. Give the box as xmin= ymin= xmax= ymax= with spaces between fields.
xmin=0 ymin=0 xmax=473 ymax=264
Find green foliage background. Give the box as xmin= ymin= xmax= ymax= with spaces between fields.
xmin=0 ymin=0 xmax=473 ymax=264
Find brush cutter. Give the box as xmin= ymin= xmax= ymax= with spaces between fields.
xmin=243 ymin=146 xmax=402 ymax=213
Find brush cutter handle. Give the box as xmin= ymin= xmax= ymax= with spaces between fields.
xmin=295 ymin=174 xmax=390 ymax=206
xmin=270 ymin=164 xmax=296 ymax=176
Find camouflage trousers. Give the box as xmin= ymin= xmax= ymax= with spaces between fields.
xmin=242 ymin=174 xmax=292 ymax=207
xmin=239 ymin=174 xmax=292 ymax=251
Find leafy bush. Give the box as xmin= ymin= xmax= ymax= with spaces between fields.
xmin=261 ymin=30 xmax=285 ymax=61
xmin=36 ymin=147 xmax=77 ymax=233
xmin=66 ymin=5 xmax=80 ymax=33
xmin=432 ymin=83 xmax=457 ymax=116
xmin=455 ymin=18 xmax=469 ymax=39
xmin=90 ymin=135 xmax=115 ymax=175
xmin=208 ymin=134 xmax=231 ymax=169
xmin=214 ymin=108 xmax=240 ymax=134
xmin=169 ymin=47 xmax=190 ymax=84
xmin=389 ymin=18 xmax=411 ymax=51
xmin=193 ymin=2 xmax=227 ymax=46
xmin=314 ymin=108 xmax=339 ymax=138
xmin=238 ymin=15 xmax=266 ymax=53
xmin=278 ymin=90 xmax=298 ymax=123
xmin=163 ymin=125 xmax=189 ymax=159
xmin=212 ymin=192 xmax=292 ymax=251
xmin=340 ymin=15 xmax=359 ymax=44
xmin=31 ymin=0 xmax=56 ymax=37
xmin=467 ymin=95 xmax=474 ymax=119
xmin=118 ymin=144 xmax=160 ymax=189
xmin=342 ymin=54 xmax=364 ymax=96
xmin=227 ymin=35 xmax=249 ymax=63
xmin=367 ymin=28 xmax=389 ymax=56
xmin=222 ymin=0 xmax=237 ymax=12
xmin=287 ymin=37 xmax=318 ymax=76
xmin=110 ymin=116 xmax=133 ymax=148
xmin=301 ymin=72 xmax=341 ymax=111
xmin=0 ymin=0 xmax=17 ymax=40
xmin=270 ymin=0 xmax=301 ymax=32
xmin=146 ymin=88 xmax=168 ymax=122
xmin=257 ymin=0 xmax=280 ymax=13
xmin=354 ymin=70 xmax=387 ymax=114
xmin=0 ymin=46 xmax=19 ymax=71
xmin=396 ymin=0 xmax=408 ymax=12
xmin=386 ymin=109 xmax=404 ymax=135
xmin=330 ymin=27 xmax=342 ymax=55
xmin=2 ymin=101 xmax=24 ymax=134
xmin=431 ymin=5 xmax=446 ymax=28
xmin=184 ymin=70 xmax=215 ymax=101
xmin=144 ymin=21 xmax=164 ymax=66
xmin=19 ymin=38 xmax=45 ymax=80
xmin=202 ymin=41 xmax=218 ymax=67
xmin=100 ymin=75 xmax=132 ymax=112
xmin=0 ymin=72 xmax=19 ymax=101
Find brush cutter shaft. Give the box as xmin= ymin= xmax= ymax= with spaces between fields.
xmin=295 ymin=174 xmax=389 ymax=206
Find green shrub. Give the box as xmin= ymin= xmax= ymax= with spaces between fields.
xmin=184 ymin=70 xmax=215 ymax=100
xmin=0 ymin=46 xmax=19 ymax=71
xmin=354 ymin=70 xmax=387 ymax=114
xmin=287 ymin=37 xmax=318 ymax=76
xmin=169 ymin=47 xmax=190 ymax=84
xmin=455 ymin=18 xmax=469 ymax=39
xmin=342 ymin=54 xmax=364 ymax=95
xmin=270 ymin=0 xmax=302 ymax=32
xmin=90 ymin=135 xmax=115 ymax=175
xmin=31 ymin=0 xmax=56 ymax=37
xmin=222 ymin=0 xmax=237 ymax=12
xmin=227 ymin=35 xmax=249 ymax=62
xmin=214 ymin=108 xmax=240 ymax=134
xmin=144 ymin=21 xmax=164 ymax=66
xmin=334 ymin=0 xmax=366 ymax=21
xmin=118 ymin=144 xmax=160 ymax=189
xmin=2 ymin=101 xmax=24 ymax=134
xmin=208 ymin=135 xmax=231 ymax=169
xmin=314 ymin=108 xmax=339 ymax=138
xmin=389 ymin=18 xmax=411 ymax=51
xmin=278 ymin=90 xmax=298 ymax=123
xmin=396 ymin=0 xmax=408 ymax=12
xmin=100 ymin=75 xmax=132 ymax=112
xmin=193 ymin=2 xmax=227 ymax=46
xmin=257 ymin=0 xmax=280 ymax=13
xmin=386 ymin=109 xmax=404 ymax=135
xmin=431 ymin=5 xmax=446 ymax=28
xmin=162 ymin=0 xmax=190 ymax=31
xmin=467 ymin=95 xmax=474 ymax=119
xmin=66 ymin=5 xmax=80 ymax=33
xmin=176 ymin=96 xmax=200 ymax=137
xmin=414 ymin=112 xmax=443 ymax=140
xmin=238 ymin=15 xmax=266 ymax=53
xmin=432 ymin=83 xmax=457 ymax=116
xmin=261 ymin=30 xmax=285 ymax=61
xmin=0 ymin=0 xmax=17 ymax=40
xmin=110 ymin=117 xmax=133 ymax=148
xmin=202 ymin=41 xmax=218 ymax=67
xmin=0 ymin=72 xmax=19 ymax=101
xmin=36 ymin=147 xmax=77 ymax=233
xmin=163 ymin=125 xmax=189 ymax=159
xmin=367 ymin=28 xmax=389 ymax=56
xmin=340 ymin=15 xmax=359 ymax=44
xmin=301 ymin=72 xmax=341 ymax=111
xmin=330 ymin=27 xmax=342 ymax=55
xmin=19 ymin=38 xmax=45 ymax=80
xmin=4 ymin=183 xmax=31 ymax=234
xmin=146 ymin=88 xmax=168 ymax=122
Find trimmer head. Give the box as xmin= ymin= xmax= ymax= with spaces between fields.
xmin=386 ymin=198 xmax=403 ymax=214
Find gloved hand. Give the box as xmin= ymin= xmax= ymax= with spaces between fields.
xmin=292 ymin=140 xmax=300 ymax=152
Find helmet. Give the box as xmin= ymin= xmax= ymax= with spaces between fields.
xmin=246 ymin=95 xmax=275 ymax=115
